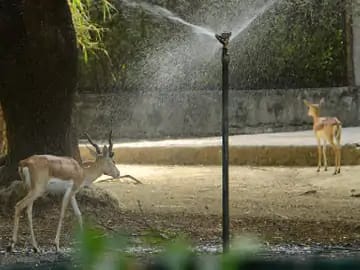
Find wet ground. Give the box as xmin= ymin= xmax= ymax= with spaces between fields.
xmin=2 ymin=243 xmax=360 ymax=269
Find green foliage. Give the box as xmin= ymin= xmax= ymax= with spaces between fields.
xmin=77 ymin=0 xmax=347 ymax=92
xmin=231 ymin=0 xmax=346 ymax=89
xmin=75 ymin=225 xmax=131 ymax=270
xmin=69 ymin=0 xmax=116 ymax=63
xmin=74 ymin=226 xmax=262 ymax=270
xmin=77 ymin=1 xmax=178 ymax=92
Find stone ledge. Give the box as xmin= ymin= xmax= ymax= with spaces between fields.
xmin=79 ymin=144 xmax=360 ymax=166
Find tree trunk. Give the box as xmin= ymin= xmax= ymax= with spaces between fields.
xmin=0 ymin=0 xmax=80 ymax=186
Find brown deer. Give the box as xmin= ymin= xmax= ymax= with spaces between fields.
xmin=303 ymin=98 xmax=342 ymax=175
xmin=7 ymin=132 xmax=120 ymax=253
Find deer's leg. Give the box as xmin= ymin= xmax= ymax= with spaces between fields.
xmin=322 ymin=141 xmax=328 ymax=171
xmin=55 ymin=186 xmax=74 ymax=252
xmin=337 ymin=145 xmax=341 ymax=174
xmin=316 ymin=138 xmax=322 ymax=172
xmin=334 ymin=145 xmax=339 ymax=175
xmin=26 ymin=201 xmax=39 ymax=253
xmin=328 ymin=140 xmax=338 ymax=175
xmin=71 ymin=195 xmax=83 ymax=230
xmin=8 ymin=191 xmax=38 ymax=252
xmin=335 ymin=126 xmax=342 ymax=174
xmin=334 ymin=144 xmax=341 ymax=174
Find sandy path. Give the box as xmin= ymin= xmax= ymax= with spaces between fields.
xmin=98 ymin=165 xmax=360 ymax=220
xmin=96 ymin=165 xmax=360 ymax=244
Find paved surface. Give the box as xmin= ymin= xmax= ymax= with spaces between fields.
xmin=80 ymin=127 xmax=360 ymax=148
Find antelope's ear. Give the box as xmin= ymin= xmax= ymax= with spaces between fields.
xmin=303 ymin=99 xmax=310 ymax=106
xmin=319 ymin=97 xmax=325 ymax=106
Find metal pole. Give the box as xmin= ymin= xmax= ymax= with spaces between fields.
xmin=215 ymin=32 xmax=231 ymax=253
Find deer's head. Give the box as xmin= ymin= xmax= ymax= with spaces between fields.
xmin=303 ymin=98 xmax=324 ymax=118
xmin=85 ymin=131 xmax=120 ymax=178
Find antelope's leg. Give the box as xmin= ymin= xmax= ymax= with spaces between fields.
xmin=26 ymin=202 xmax=39 ymax=252
xmin=71 ymin=195 xmax=83 ymax=230
xmin=328 ymin=141 xmax=338 ymax=175
xmin=322 ymin=141 xmax=328 ymax=171
xmin=316 ymin=138 xmax=322 ymax=172
xmin=8 ymin=191 xmax=38 ymax=252
xmin=336 ymin=145 xmax=341 ymax=174
xmin=335 ymin=126 xmax=342 ymax=174
xmin=55 ymin=187 xmax=74 ymax=252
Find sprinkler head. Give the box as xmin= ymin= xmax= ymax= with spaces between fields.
xmin=215 ymin=32 xmax=232 ymax=47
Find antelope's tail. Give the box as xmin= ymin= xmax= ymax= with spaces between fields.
xmin=18 ymin=166 xmax=31 ymax=190
xmin=334 ymin=121 xmax=342 ymax=146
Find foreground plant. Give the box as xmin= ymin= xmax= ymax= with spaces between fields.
xmin=74 ymin=226 xmax=262 ymax=270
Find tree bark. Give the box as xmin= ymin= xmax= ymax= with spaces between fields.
xmin=0 ymin=0 xmax=80 ymax=186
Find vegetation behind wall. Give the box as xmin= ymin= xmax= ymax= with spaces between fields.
xmin=78 ymin=0 xmax=347 ymax=92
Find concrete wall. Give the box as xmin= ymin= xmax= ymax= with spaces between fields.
xmin=74 ymin=87 xmax=360 ymax=140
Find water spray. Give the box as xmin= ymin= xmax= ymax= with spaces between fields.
xmin=215 ymin=32 xmax=231 ymax=253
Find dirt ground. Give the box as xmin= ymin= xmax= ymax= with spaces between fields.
xmin=96 ymin=165 xmax=360 ymax=246
xmin=2 ymin=164 xmax=360 ymax=258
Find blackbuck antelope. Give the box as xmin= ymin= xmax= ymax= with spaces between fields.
xmin=8 ymin=132 xmax=120 ymax=253
xmin=303 ymin=98 xmax=342 ymax=175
